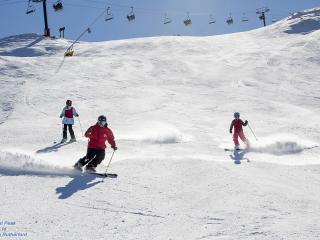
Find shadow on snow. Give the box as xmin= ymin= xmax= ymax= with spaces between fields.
xmin=0 ymin=35 xmax=46 ymax=57
xmin=36 ymin=142 xmax=69 ymax=154
xmin=285 ymin=19 xmax=320 ymax=34
xmin=56 ymin=173 xmax=104 ymax=199
xmin=229 ymin=149 xmax=250 ymax=164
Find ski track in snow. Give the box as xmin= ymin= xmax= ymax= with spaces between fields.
xmin=0 ymin=7 xmax=320 ymax=240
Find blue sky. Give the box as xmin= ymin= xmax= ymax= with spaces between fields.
xmin=0 ymin=0 xmax=319 ymax=41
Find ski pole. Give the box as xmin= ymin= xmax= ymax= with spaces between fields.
xmin=248 ymin=123 xmax=258 ymax=141
xmin=77 ymin=117 xmax=84 ymax=136
xmin=84 ymin=154 xmax=97 ymax=166
xmin=104 ymin=150 xmax=115 ymax=175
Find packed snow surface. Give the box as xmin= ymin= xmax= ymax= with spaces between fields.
xmin=0 ymin=8 xmax=320 ymax=240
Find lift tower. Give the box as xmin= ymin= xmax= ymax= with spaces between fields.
xmin=256 ymin=7 xmax=270 ymax=27
xmin=42 ymin=0 xmax=50 ymax=36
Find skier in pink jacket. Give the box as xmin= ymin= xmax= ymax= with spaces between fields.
xmin=229 ymin=112 xmax=249 ymax=150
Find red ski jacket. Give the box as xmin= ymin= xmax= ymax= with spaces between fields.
xmin=85 ymin=124 xmax=116 ymax=149
xmin=230 ymin=118 xmax=248 ymax=133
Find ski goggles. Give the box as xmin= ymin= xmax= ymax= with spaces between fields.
xmin=98 ymin=120 xmax=106 ymax=126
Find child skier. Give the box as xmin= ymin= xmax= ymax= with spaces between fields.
xmin=59 ymin=99 xmax=79 ymax=143
xmin=73 ymin=115 xmax=117 ymax=172
xmin=229 ymin=112 xmax=249 ymax=150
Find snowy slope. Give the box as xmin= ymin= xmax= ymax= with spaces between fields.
xmin=0 ymin=8 xmax=320 ymax=240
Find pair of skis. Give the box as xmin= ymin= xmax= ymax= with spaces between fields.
xmin=74 ymin=167 xmax=117 ymax=178
xmin=224 ymin=148 xmax=246 ymax=152
xmin=89 ymin=172 xmax=117 ymax=178
xmin=75 ymin=150 xmax=117 ymax=178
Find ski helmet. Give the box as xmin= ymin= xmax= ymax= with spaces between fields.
xmin=97 ymin=115 xmax=107 ymax=125
xmin=234 ymin=112 xmax=240 ymax=118
xmin=66 ymin=99 xmax=72 ymax=106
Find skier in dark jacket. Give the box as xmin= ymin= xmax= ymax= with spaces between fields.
xmin=74 ymin=115 xmax=117 ymax=172
xmin=229 ymin=112 xmax=249 ymax=150
xmin=60 ymin=99 xmax=79 ymax=143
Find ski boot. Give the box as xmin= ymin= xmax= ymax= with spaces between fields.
xmin=73 ymin=161 xmax=83 ymax=171
xmin=234 ymin=145 xmax=241 ymax=151
xmin=69 ymin=138 xmax=76 ymax=143
xmin=85 ymin=165 xmax=96 ymax=173
xmin=60 ymin=138 xmax=67 ymax=144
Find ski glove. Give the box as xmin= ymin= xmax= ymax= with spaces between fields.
xmin=75 ymin=114 xmax=79 ymax=117
xmin=245 ymin=120 xmax=248 ymax=124
xmin=85 ymin=127 xmax=93 ymax=135
xmin=229 ymin=130 xmax=232 ymax=134
xmin=112 ymin=146 xmax=118 ymax=151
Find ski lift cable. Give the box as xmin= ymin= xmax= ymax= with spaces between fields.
xmin=62 ymin=0 xmax=280 ymax=19
xmin=63 ymin=2 xmax=104 ymax=10
xmin=0 ymin=0 xmax=25 ymax=6
xmin=1 ymin=0 xmax=287 ymax=23
xmin=0 ymin=0 xmax=21 ymax=3
xmin=89 ymin=0 xmax=226 ymax=16
xmin=65 ymin=6 xmax=109 ymax=53
xmin=0 ymin=0 xmax=283 ymax=17
xmin=85 ymin=0 xmax=218 ymax=16
xmin=62 ymin=2 xmax=158 ymax=15
xmin=84 ymin=0 xmax=167 ymax=14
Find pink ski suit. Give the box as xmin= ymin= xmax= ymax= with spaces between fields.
xmin=229 ymin=118 xmax=249 ymax=147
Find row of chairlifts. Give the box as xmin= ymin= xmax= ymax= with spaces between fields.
xmin=226 ymin=13 xmax=250 ymax=25
xmin=26 ymin=0 xmax=63 ymax=14
xmin=26 ymin=2 xmax=277 ymax=25
xmin=104 ymin=6 xmax=135 ymax=22
xmin=106 ymin=7 xmax=277 ymax=25
xmin=169 ymin=13 xmax=249 ymax=26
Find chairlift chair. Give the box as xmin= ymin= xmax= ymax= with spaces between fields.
xmin=241 ymin=13 xmax=248 ymax=22
xmin=164 ymin=13 xmax=172 ymax=24
xmin=127 ymin=6 xmax=135 ymax=21
xmin=53 ymin=1 xmax=63 ymax=12
xmin=184 ymin=12 xmax=192 ymax=26
xmin=64 ymin=47 xmax=74 ymax=57
xmin=226 ymin=14 xmax=233 ymax=25
xmin=26 ymin=0 xmax=35 ymax=14
xmin=209 ymin=14 xmax=216 ymax=24
xmin=105 ymin=7 xmax=114 ymax=21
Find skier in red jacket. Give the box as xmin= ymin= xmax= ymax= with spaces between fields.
xmin=229 ymin=112 xmax=249 ymax=150
xmin=74 ymin=115 xmax=117 ymax=172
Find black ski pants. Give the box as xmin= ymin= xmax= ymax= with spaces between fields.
xmin=63 ymin=124 xmax=75 ymax=139
xmin=79 ymin=148 xmax=105 ymax=168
